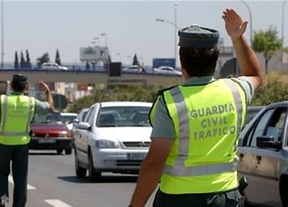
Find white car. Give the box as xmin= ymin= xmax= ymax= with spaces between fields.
xmin=122 ymin=65 xmax=141 ymax=73
xmin=72 ymin=108 xmax=89 ymax=147
xmin=41 ymin=62 xmax=68 ymax=70
xmin=74 ymin=101 xmax=152 ymax=181
xmin=153 ymin=66 xmax=182 ymax=76
xmin=73 ymin=108 xmax=89 ymax=124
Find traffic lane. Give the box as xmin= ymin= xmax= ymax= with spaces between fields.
xmin=7 ymin=176 xmax=55 ymax=207
xmin=56 ymin=174 xmax=157 ymax=207
xmin=14 ymin=150 xmax=156 ymax=207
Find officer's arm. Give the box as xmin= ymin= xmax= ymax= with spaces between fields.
xmin=130 ymin=97 xmax=175 ymax=207
xmin=45 ymin=90 xmax=54 ymax=112
xmin=223 ymin=9 xmax=263 ymax=91
xmin=34 ymin=99 xmax=51 ymax=115
xmin=130 ymin=138 xmax=173 ymax=207
xmin=232 ymin=35 xmax=262 ymax=91
xmin=38 ymin=81 xmax=54 ymax=112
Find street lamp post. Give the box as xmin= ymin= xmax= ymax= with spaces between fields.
xmin=116 ymin=53 xmax=121 ymax=62
xmin=156 ymin=3 xmax=178 ymax=68
xmin=281 ymin=0 xmax=287 ymax=67
xmin=100 ymin=33 xmax=109 ymax=63
xmin=100 ymin=33 xmax=107 ymax=48
xmin=174 ymin=3 xmax=177 ymax=67
xmin=93 ymin=37 xmax=100 ymax=46
xmin=1 ymin=0 xmax=4 ymax=70
xmin=91 ymin=37 xmax=100 ymax=48
xmin=239 ymin=0 xmax=253 ymax=46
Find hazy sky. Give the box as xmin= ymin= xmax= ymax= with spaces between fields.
xmin=2 ymin=0 xmax=288 ymax=65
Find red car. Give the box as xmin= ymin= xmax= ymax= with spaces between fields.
xmin=29 ymin=113 xmax=73 ymax=155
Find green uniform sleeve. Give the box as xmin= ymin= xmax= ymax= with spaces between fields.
xmin=150 ymin=96 xmax=176 ymax=139
xmin=34 ymin=99 xmax=50 ymax=115
xmin=232 ymin=76 xmax=254 ymax=104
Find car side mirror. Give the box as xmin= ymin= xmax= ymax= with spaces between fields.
xmin=256 ymin=136 xmax=281 ymax=150
xmin=73 ymin=118 xmax=79 ymax=124
xmin=77 ymin=122 xmax=91 ymax=130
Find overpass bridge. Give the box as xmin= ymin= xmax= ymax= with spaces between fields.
xmin=0 ymin=69 xmax=183 ymax=86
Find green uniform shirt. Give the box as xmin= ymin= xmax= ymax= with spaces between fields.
xmin=151 ymin=76 xmax=253 ymax=139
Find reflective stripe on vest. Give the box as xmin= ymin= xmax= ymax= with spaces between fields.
xmin=0 ymin=95 xmax=34 ymax=136
xmin=163 ymin=79 xmax=244 ymax=176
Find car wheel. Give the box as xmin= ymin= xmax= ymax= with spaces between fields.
xmin=74 ymin=150 xmax=86 ymax=178
xmin=65 ymin=148 xmax=72 ymax=155
xmin=88 ymin=151 xmax=101 ymax=182
xmin=57 ymin=149 xmax=63 ymax=155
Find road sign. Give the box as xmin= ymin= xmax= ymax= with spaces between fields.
xmin=53 ymin=94 xmax=68 ymax=111
xmin=219 ymin=58 xmax=240 ymax=78
xmin=109 ymin=62 xmax=122 ymax=77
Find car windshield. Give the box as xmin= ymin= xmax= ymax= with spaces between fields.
xmin=96 ymin=106 xmax=151 ymax=127
xmin=32 ymin=113 xmax=77 ymax=124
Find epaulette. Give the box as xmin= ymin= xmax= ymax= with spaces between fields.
xmin=156 ymin=85 xmax=179 ymax=96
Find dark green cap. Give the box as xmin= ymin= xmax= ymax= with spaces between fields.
xmin=178 ymin=24 xmax=219 ymax=49
xmin=12 ymin=74 xmax=28 ymax=83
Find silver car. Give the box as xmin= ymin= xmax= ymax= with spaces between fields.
xmin=238 ymin=101 xmax=288 ymax=207
xmin=73 ymin=101 xmax=152 ymax=182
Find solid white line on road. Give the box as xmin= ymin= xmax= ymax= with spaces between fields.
xmin=45 ymin=199 xmax=73 ymax=207
xmin=8 ymin=175 xmax=36 ymax=190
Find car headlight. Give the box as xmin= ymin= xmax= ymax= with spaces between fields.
xmin=58 ymin=131 xmax=71 ymax=138
xmin=95 ymin=140 xmax=120 ymax=148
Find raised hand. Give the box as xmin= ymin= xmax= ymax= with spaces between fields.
xmin=222 ymin=8 xmax=248 ymax=39
xmin=38 ymin=81 xmax=50 ymax=92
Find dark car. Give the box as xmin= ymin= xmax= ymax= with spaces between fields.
xmin=238 ymin=101 xmax=288 ymax=207
xmin=29 ymin=114 xmax=73 ymax=155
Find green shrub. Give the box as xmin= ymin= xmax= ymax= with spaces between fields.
xmin=67 ymin=85 xmax=163 ymax=113
xmin=251 ymin=77 xmax=288 ymax=106
xmin=67 ymin=76 xmax=288 ymax=113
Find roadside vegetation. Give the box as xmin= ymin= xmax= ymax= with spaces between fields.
xmin=67 ymin=85 xmax=163 ymax=113
xmin=67 ymin=73 xmax=288 ymax=113
xmin=251 ymin=72 xmax=288 ymax=106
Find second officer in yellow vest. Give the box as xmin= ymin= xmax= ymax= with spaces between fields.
xmin=129 ymin=8 xmax=263 ymax=207
xmin=0 ymin=74 xmax=54 ymax=207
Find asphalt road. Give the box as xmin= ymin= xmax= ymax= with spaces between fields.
xmin=7 ymin=150 xmax=157 ymax=207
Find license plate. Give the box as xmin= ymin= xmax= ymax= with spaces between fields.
xmin=38 ymin=139 xmax=56 ymax=144
xmin=127 ymin=153 xmax=146 ymax=160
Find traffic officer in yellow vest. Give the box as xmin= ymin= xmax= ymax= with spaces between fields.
xmin=0 ymin=74 xmax=54 ymax=207
xmin=129 ymin=8 xmax=263 ymax=207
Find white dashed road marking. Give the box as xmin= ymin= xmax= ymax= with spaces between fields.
xmin=8 ymin=175 xmax=36 ymax=190
xmin=9 ymin=176 xmax=73 ymax=207
xmin=45 ymin=200 xmax=73 ymax=207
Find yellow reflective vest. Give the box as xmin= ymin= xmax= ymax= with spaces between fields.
xmin=149 ymin=79 xmax=247 ymax=194
xmin=0 ymin=94 xmax=35 ymax=145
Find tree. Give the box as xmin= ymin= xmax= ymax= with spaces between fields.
xmin=14 ymin=51 xmax=19 ymax=69
xmin=55 ymin=49 xmax=61 ymax=65
xmin=36 ymin=53 xmax=50 ymax=68
xmin=25 ymin=49 xmax=31 ymax=69
xmin=20 ymin=51 xmax=25 ymax=68
xmin=252 ymin=26 xmax=282 ymax=74
xmin=132 ymin=54 xmax=139 ymax=65
xmin=107 ymin=54 xmax=112 ymax=63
